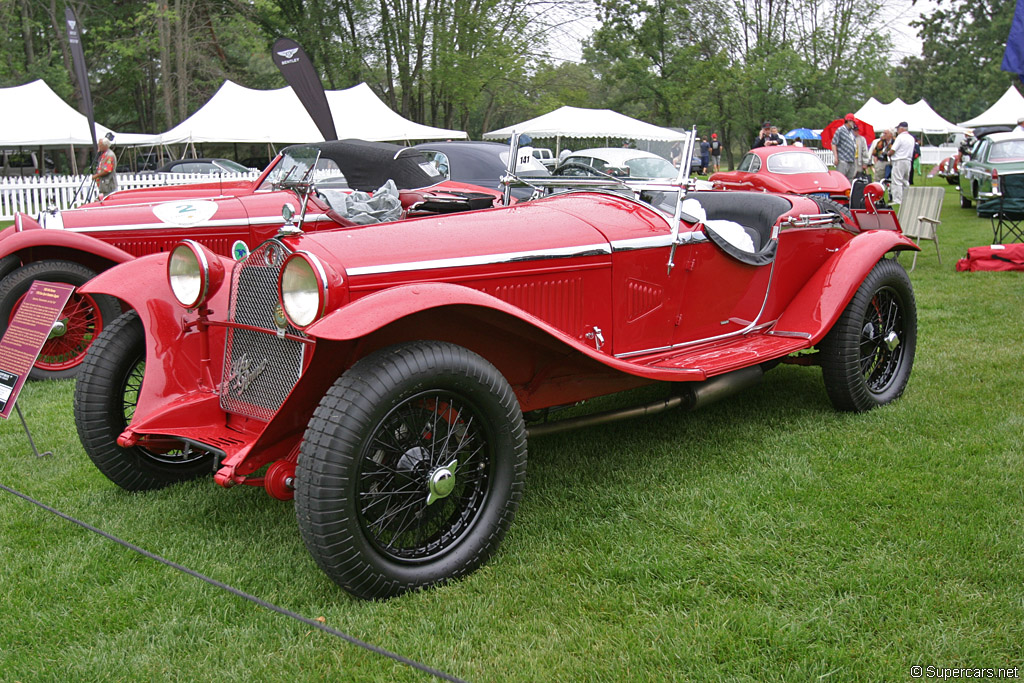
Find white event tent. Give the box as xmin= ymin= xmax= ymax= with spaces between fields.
xmin=958 ymin=85 xmax=1024 ymax=128
xmin=156 ymin=80 xmax=467 ymax=144
xmin=483 ymin=106 xmax=688 ymax=149
xmin=0 ymin=80 xmax=115 ymax=146
xmin=853 ymin=96 xmax=966 ymax=135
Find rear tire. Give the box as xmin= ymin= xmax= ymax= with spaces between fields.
xmin=820 ymin=259 xmax=916 ymax=412
xmin=295 ymin=341 xmax=527 ymax=600
xmin=74 ymin=310 xmax=213 ymax=490
xmin=0 ymin=259 xmax=120 ymax=380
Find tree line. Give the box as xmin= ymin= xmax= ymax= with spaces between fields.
xmin=0 ymin=0 xmax=1015 ymax=163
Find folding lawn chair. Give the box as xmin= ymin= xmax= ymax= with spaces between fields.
xmin=979 ymin=172 xmax=1024 ymax=244
xmin=897 ymin=186 xmax=944 ymax=272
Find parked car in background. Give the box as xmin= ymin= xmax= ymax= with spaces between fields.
xmin=0 ymin=139 xmax=502 ymax=379
xmin=117 ymin=152 xmax=161 ymax=174
xmin=710 ymin=146 xmax=851 ymax=202
xmin=555 ymin=148 xmax=682 ymax=179
xmin=154 ymin=158 xmax=252 ymax=175
xmin=1 ymin=150 xmax=54 ymax=177
xmin=531 ymin=147 xmax=557 ymax=170
xmin=72 ymin=160 xmax=917 ymax=601
xmin=413 ymin=140 xmax=550 ymax=199
xmin=957 ymin=132 xmax=1024 ymax=214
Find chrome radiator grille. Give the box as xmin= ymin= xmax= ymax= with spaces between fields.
xmin=219 ymin=240 xmax=306 ymax=421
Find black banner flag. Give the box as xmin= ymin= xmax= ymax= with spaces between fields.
xmin=65 ymin=7 xmax=98 ymax=153
xmin=272 ymin=38 xmax=338 ymax=141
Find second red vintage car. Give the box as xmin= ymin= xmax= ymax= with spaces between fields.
xmin=710 ymin=146 xmax=851 ymax=202
xmin=72 ymin=152 xmax=917 ymax=600
xmin=0 ymin=140 xmax=498 ymax=378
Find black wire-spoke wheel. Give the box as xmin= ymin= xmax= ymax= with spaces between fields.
xmin=74 ymin=310 xmax=213 ymax=490
xmin=820 ymin=258 xmax=917 ymax=412
xmin=358 ymin=389 xmax=493 ymax=562
xmin=296 ymin=341 xmax=527 ymax=600
xmin=858 ymin=286 xmax=906 ymax=393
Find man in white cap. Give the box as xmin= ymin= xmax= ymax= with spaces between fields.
xmin=1015 ymin=117 xmax=1024 ymax=135
xmin=889 ymin=121 xmax=914 ymax=205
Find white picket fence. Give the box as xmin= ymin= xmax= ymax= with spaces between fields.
xmin=811 ymin=146 xmax=956 ymax=169
xmin=813 ymin=149 xmax=835 ymax=166
xmin=0 ymin=171 xmax=260 ymax=220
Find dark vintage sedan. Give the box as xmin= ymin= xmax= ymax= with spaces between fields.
xmin=71 ymin=147 xmax=919 ymax=600
xmin=154 ymin=158 xmax=253 ymax=175
xmin=710 ymin=146 xmax=851 ymax=202
xmin=413 ymin=140 xmax=550 ymax=199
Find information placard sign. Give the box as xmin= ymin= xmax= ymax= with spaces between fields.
xmin=0 ymin=281 xmax=75 ymax=418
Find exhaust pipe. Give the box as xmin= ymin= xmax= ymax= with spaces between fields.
xmin=526 ymin=365 xmax=764 ymax=438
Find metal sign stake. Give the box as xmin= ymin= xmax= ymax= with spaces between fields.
xmin=16 ymin=403 xmax=52 ymax=458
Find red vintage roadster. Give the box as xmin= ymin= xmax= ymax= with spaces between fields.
xmin=0 ymin=140 xmax=492 ymax=378
xmin=710 ymin=146 xmax=851 ymax=202
xmin=72 ymin=146 xmax=917 ymax=599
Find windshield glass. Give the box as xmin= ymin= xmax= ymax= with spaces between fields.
xmin=217 ymin=159 xmax=251 ymax=174
xmin=765 ymin=151 xmax=828 ymax=174
xmin=625 ymin=156 xmax=677 ymax=179
xmin=258 ymin=145 xmax=345 ymax=190
xmin=990 ymin=140 xmax=1024 ymax=162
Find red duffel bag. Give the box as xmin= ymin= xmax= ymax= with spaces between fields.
xmin=956 ymin=244 xmax=1024 ymax=272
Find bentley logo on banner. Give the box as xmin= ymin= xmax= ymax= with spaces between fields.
xmin=65 ymin=7 xmax=98 ymax=153
xmin=272 ymin=37 xmax=338 ymax=142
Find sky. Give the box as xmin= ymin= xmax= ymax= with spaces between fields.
xmin=882 ymin=0 xmax=942 ymax=62
xmin=544 ymin=0 xmax=942 ymax=64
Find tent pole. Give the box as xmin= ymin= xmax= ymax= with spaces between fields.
xmin=70 ymin=144 xmax=78 ymax=175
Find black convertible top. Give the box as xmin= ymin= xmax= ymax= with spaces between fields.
xmin=280 ymin=139 xmax=443 ymax=191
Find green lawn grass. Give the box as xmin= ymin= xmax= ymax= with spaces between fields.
xmin=1 ymin=178 xmax=1022 ymax=681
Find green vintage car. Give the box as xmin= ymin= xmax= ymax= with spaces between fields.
xmin=958 ymin=132 xmax=1024 ymax=216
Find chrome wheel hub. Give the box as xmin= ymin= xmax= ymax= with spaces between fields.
xmin=48 ymin=319 xmax=67 ymax=339
xmin=884 ymin=330 xmax=900 ymax=351
xmin=426 ymin=458 xmax=458 ymax=505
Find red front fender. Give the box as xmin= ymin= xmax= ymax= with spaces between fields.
xmin=773 ymin=229 xmax=919 ymax=343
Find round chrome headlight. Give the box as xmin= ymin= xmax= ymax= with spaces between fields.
xmin=167 ymin=240 xmax=223 ymax=309
xmin=279 ymin=251 xmax=329 ymax=329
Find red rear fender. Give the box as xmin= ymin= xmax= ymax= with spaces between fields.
xmin=773 ymin=230 xmax=918 ymax=343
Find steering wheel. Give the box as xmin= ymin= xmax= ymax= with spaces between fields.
xmin=552 ymin=162 xmax=606 ymax=177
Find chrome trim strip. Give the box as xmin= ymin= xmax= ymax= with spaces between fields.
xmin=64 ymin=214 xmax=330 ymax=234
xmin=766 ymin=330 xmax=812 ymax=339
xmin=610 ymin=235 xmax=674 ymax=251
xmin=346 ymin=243 xmax=612 ymax=276
xmin=609 ymin=230 xmax=707 ymax=251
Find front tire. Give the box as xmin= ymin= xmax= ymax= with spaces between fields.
xmin=295 ymin=341 xmax=527 ymax=600
xmin=0 ymin=260 xmax=120 ymax=380
xmin=820 ymin=258 xmax=917 ymax=412
xmin=73 ymin=310 xmax=213 ymax=490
